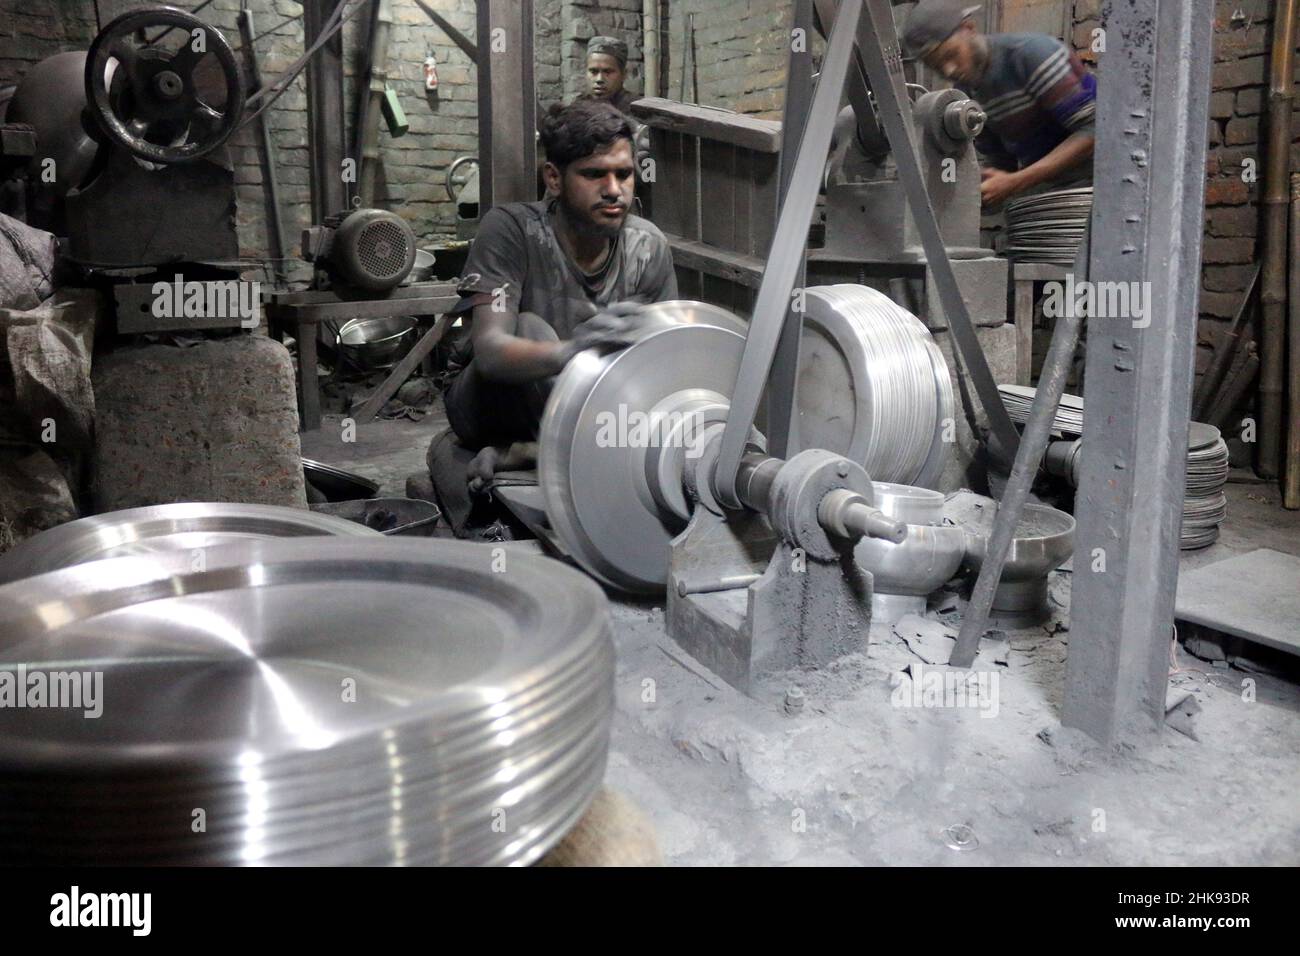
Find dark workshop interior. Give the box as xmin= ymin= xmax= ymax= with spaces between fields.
xmin=0 ymin=0 xmax=1297 ymax=874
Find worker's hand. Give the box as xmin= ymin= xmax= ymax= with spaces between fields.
xmin=980 ymin=167 xmax=1025 ymax=208
xmin=558 ymin=302 xmax=654 ymax=364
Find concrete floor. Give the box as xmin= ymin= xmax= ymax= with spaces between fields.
xmin=304 ymin=409 xmax=1300 ymax=866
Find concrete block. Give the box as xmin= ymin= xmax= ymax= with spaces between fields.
xmin=93 ymin=336 xmax=307 ymax=511
xmin=924 ymin=256 xmax=1009 ymax=331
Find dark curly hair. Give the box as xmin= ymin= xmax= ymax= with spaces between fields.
xmin=538 ymin=99 xmax=635 ymax=169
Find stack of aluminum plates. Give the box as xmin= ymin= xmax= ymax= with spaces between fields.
xmin=1182 ymin=422 xmax=1230 ymax=550
xmin=0 ymin=501 xmax=381 ymax=584
xmin=799 ymin=285 xmax=954 ymax=488
xmin=998 ymin=384 xmax=1084 ymax=436
xmin=0 ymin=539 xmax=613 ymax=865
xmin=1003 ymin=187 xmax=1093 ymax=264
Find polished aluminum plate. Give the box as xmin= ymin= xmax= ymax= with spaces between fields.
xmin=0 ymin=502 xmax=380 ymax=585
xmin=796 ymin=285 xmax=953 ymax=488
xmin=0 ymin=538 xmax=613 ymax=865
xmin=540 ymin=302 xmax=749 ymax=593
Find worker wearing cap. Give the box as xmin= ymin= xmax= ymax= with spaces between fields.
xmin=585 ymin=36 xmax=637 ymax=115
xmin=902 ymin=0 xmax=1096 ymax=208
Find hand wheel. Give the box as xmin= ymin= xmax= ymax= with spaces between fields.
xmin=445 ymin=155 xmax=479 ymax=201
xmin=84 ymin=6 xmax=245 ymax=164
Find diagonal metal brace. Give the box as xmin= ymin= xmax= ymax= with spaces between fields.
xmin=852 ymin=0 xmax=1020 ymax=464
xmin=713 ymin=0 xmax=864 ymax=508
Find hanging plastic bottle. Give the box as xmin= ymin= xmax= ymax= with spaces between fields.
xmin=423 ymin=48 xmax=439 ymax=92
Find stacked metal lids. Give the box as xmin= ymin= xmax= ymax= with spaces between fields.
xmin=1003 ymin=187 xmax=1093 ymax=264
xmin=798 ymin=285 xmax=954 ymax=488
xmin=0 ymin=538 xmax=613 ymax=865
xmin=998 ymin=384 xmax=1084 ymax=436
xmin=1182 ymin=422 xmax=1230 ymax=550
xmin=0 ymin=501 xmax=380 ymax=584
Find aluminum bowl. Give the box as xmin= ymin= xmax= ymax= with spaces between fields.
xmin=336 ymin=315 xmax=418 ymax=371
xmin=950 ymin=491 xmax=1075 ymax=626
xmin=855 ymin=482 xmax=964 ymax=623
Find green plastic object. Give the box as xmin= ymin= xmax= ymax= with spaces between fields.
xmin=381 ymin=85 xmax=408 ymax=138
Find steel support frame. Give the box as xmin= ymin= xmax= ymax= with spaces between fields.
xmin=476 ymin=0 xmax=536 ymax=212
xmin=764 ymin=0 xmax=817 ymax=458
xmin=1062 ymin=0 xmax=1213 ymax=745
xmin=304 ymin=0 xmax=347 ymax=221
xmin=714 ymin=0 xmax=1019 ymax=505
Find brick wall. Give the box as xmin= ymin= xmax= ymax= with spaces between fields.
xmin=660 ymin=0 xmax=792 ymax=117
xmin=1069 ymin=0 xmax=1289 ymax=391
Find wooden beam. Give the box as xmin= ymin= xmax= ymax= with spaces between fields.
xmin=631 ymin=98 xmax=782 ymax=153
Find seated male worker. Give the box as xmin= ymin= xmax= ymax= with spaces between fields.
xmin=431 ymin=98 xmax=677 ymax=535
xmin=902 ymin=0 xmax=1096 ymax=208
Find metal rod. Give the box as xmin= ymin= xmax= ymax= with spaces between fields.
xmin=765 ymin=0 xmax=816 ymax=458
xmin=950 ymin=282 xmax=1083 ymax=668
xmin=1285 ymin=169 xmax=1300 ymax=508
xmin=676 ymin=573 xmax=761 ymax=596
xmin=304 ymin=0 xmax=347 ymax=223
xmin=238 ymin=7 xmax=287 ymax=286
xmin=357 ymin=0 xmax=393 ymax=206
xmin=643 ymin=0 xmax=659 ymax=99
xmin=1209 ymin=346 xmax=1260 ymax=431
xmin=414 ymin=0 xmax=478 ymax=61
xmin=712 ymin=0 xmax=862 ymax=508
xmin=1258 ymin=0 xmax=1297 ymax=479
xmin=1192 ymin=261 xmax=1258 ymax=420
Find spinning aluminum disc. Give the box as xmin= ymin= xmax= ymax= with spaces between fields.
xmin=0 ymin=502 xmax=379 ymax=585
xmin=0 ymin=538 xmax=612 ymax=865
xmin=795 ymin=285 xmax=953 ymax=488
xmin=540 ymin=303 xmax=749 ymax=593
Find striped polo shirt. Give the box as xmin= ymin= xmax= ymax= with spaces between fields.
xmin=960 ymin=33 xmax=1096 ymax=179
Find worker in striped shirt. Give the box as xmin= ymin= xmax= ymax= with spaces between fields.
xmin=902 ymin=0 xmax=1096 ymax=209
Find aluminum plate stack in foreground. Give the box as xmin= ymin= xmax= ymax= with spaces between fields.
xmin=0 ymin=539 xmax=614 ymax=865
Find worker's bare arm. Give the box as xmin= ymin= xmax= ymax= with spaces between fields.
xmin=1015 ymin=131 xmax=1094 ymax=192
xmin=470 ymin=304 xmax=568 ymax=383
xmin=982 ymin=131 xmax=1094 ymax=206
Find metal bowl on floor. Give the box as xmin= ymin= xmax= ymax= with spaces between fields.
xmin=0 ymin=501 xmax=380 ymax=585
xmin=310 ymin=497 xmax=442 ymax=536
xmin=302 ymin=459 xmax=380 ymax=502
xmin=336 ymin=315 xmax=418 ymax=371
xmin=949 ymin=491 xmax=1075 ymax=627
xmin=855 ymin=483 xmax=965 ymax=623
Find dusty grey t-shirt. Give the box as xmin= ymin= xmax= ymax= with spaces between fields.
xmin=453 ymin=198 xmax=678 ymax=341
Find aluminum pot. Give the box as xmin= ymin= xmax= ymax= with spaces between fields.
xmin=855 ymin=483 xmax=965 ymax=623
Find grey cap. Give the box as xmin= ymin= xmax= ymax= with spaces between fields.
xmin=901 ymin=0 xmax=982 ymax=57
xmin=587 ymin=35 xmax=628 ymax=66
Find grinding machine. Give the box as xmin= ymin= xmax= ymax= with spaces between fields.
xmin=526 ymin=0 xmax=1057 ymax=688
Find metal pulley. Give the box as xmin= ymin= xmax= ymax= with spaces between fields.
xmin=914 ymin=89 xmax=985 ymax=155
xmin=84 ymin=6 xmax=245 ymax=164
xmin=539 ymin=301 xmax=906 ymax=594
xmin=445 ymin=155 xmax=479 ymax=202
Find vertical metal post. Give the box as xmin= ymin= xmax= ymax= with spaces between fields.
xmin=238 ymin=6 xmax=287 ymax=286
xmin=476 ymin=0 xmax=536 ymax=212
xmin=304 ymin=0 xmax=347 ymax=221
xmin=1062 ymin=0 xmax=1213 ymax=745
xmin=765 ymin=0 xmax=816 ymax=458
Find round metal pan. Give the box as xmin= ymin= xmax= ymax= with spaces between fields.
xmin=0 ymin=501 xmax=380 ymax=585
